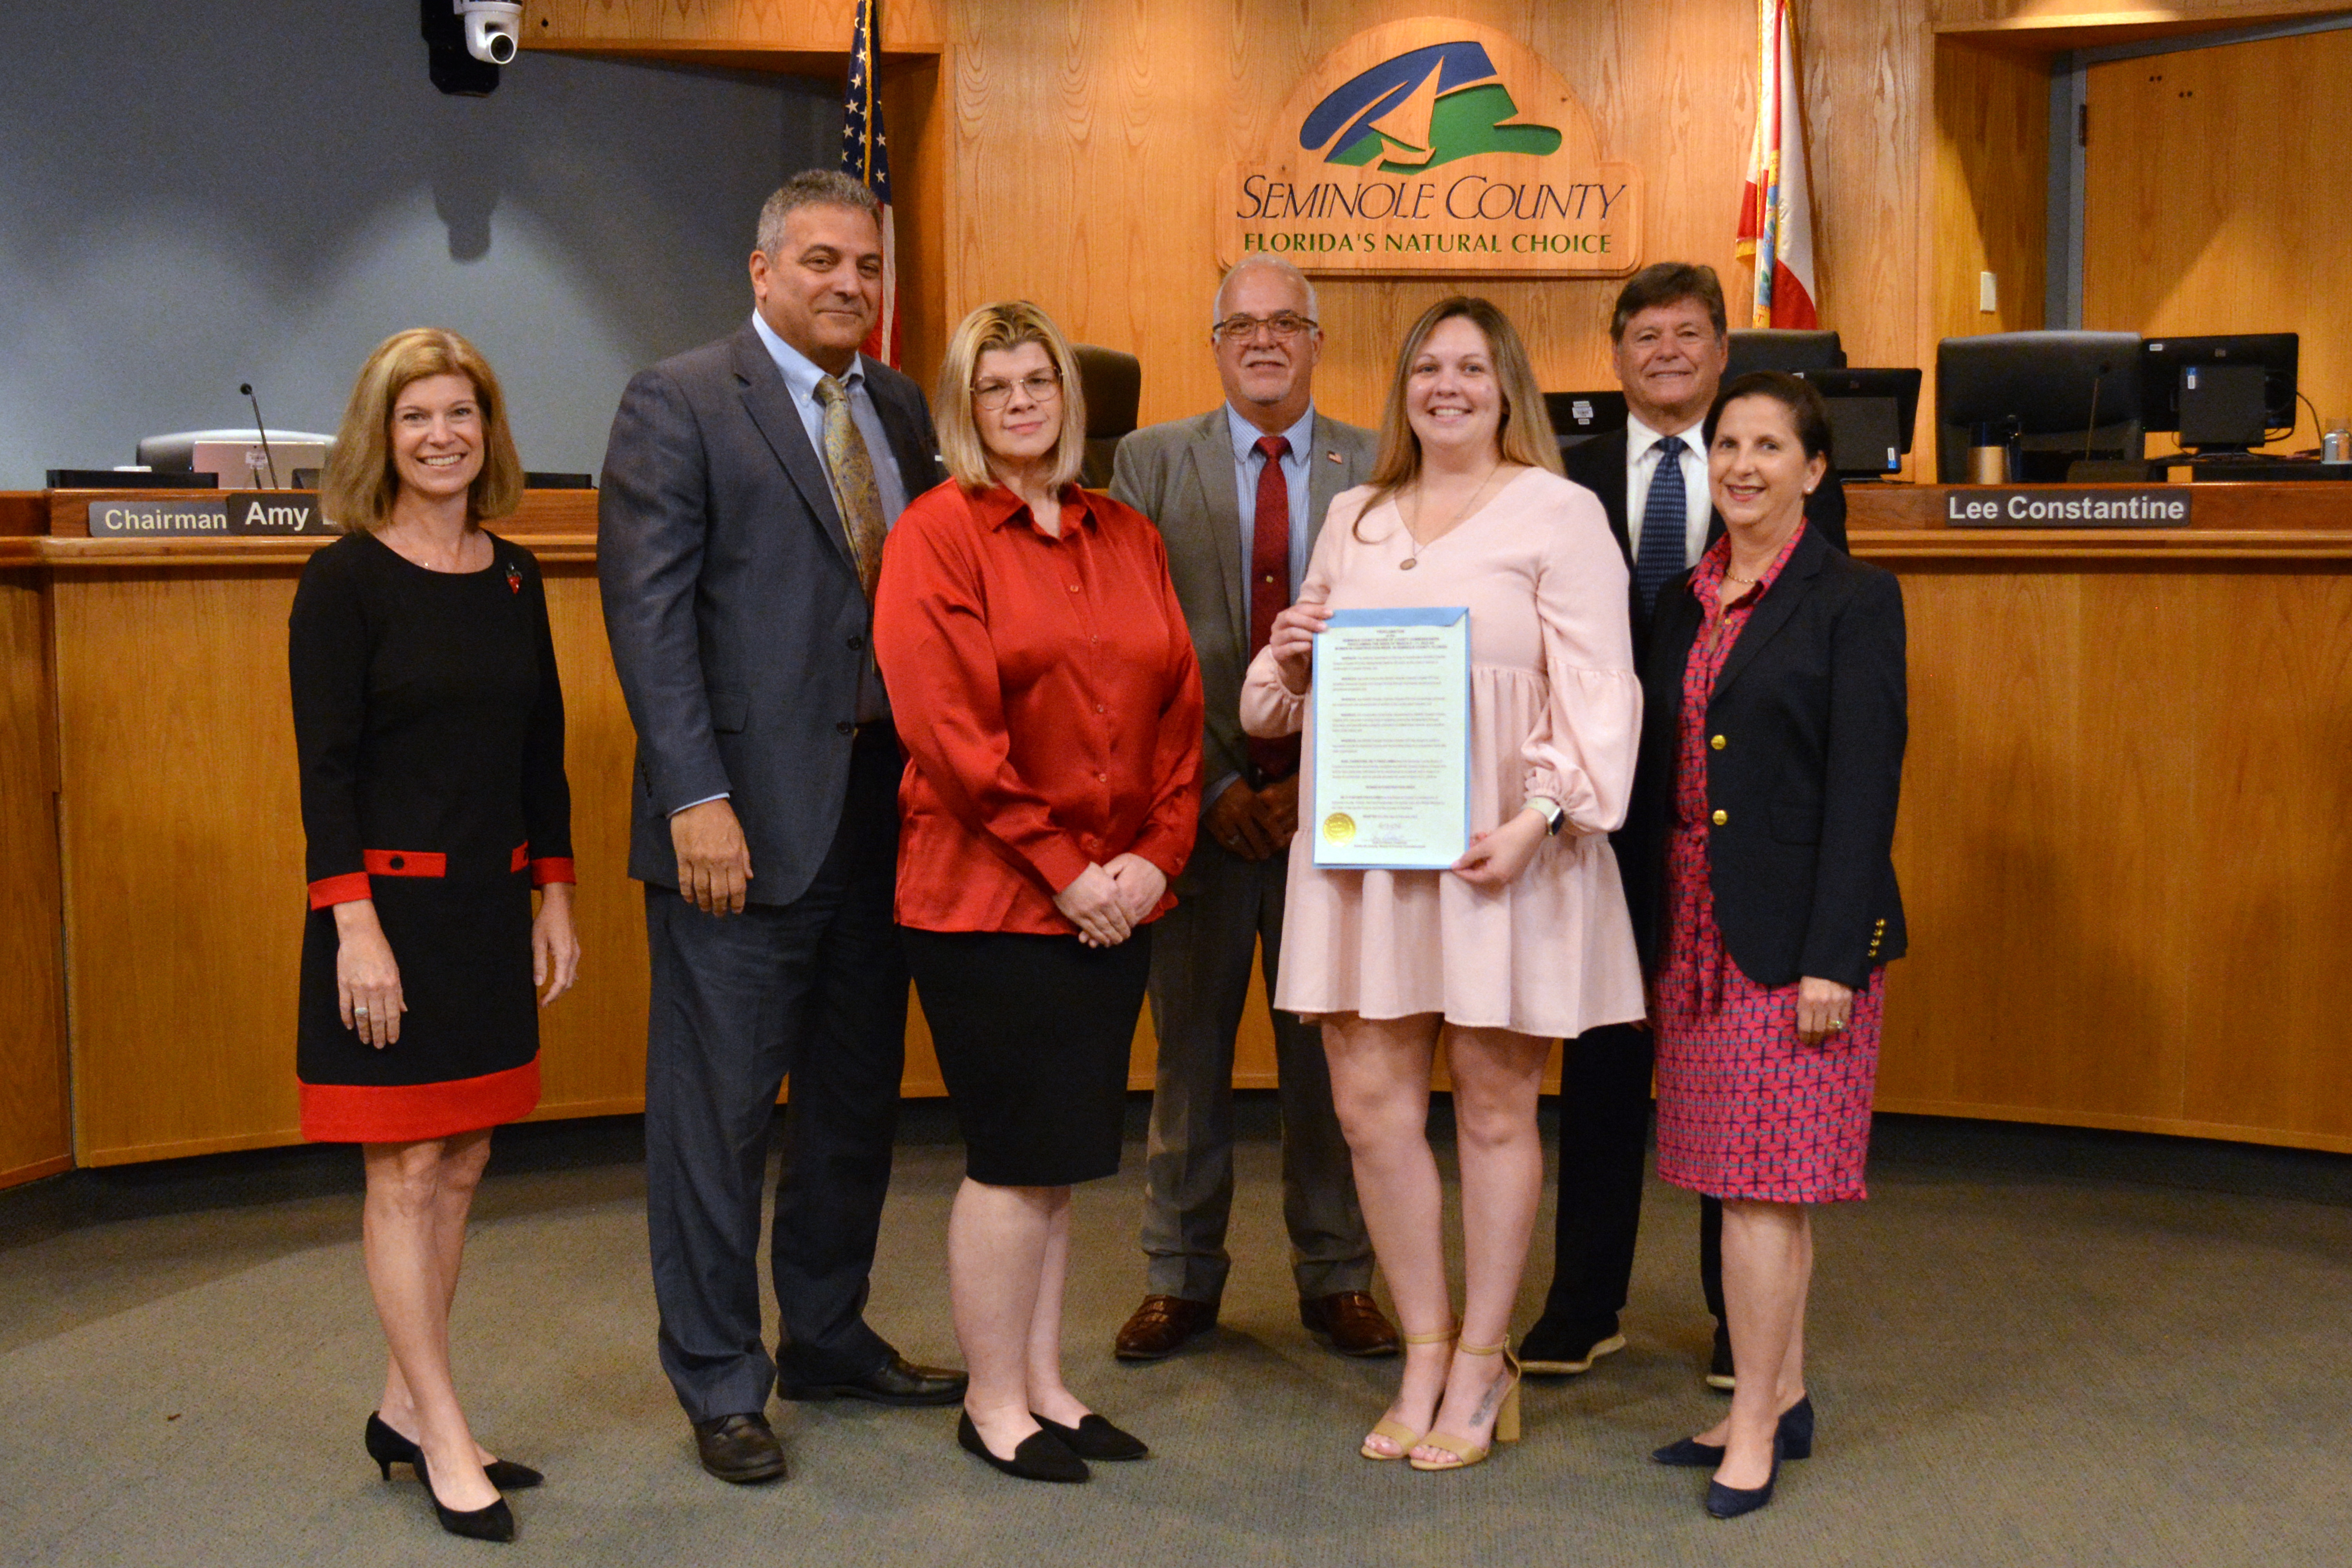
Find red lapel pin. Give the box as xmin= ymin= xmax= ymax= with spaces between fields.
xmin=506 ymin=563 xmax=522 ymax=595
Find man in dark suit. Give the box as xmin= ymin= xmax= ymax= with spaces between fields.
xmin=599 ymin=170 xmax=962 ymax=1486
xmin=1521 ymin=263 xmax=1846 ymax=1390
xmin=1105 ymin=255 xmax=1393 ymax=1362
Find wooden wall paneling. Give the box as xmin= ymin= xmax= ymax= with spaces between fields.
xmin=1932 ymin=37 xmax=2049 ymax=348
xmin=1932 ymin=0 xmax=2350 ymax=37
xmin=0 ymin=571 xmax=70 ymax=1187
xmin=524 ymin=0 xmax=943 ymax=52
xmin=2083 ymin=30 xmax=2352 ymax=455
xmin=55 ymin=570 xmax=310 ymax=1163
xmin=1802 ymin=0 xmax=1933 ymax=374
xmin=946 ymin=0 xmax=1771 ymax=435
xmin=881 ymin=58 xmax=947 ymax=387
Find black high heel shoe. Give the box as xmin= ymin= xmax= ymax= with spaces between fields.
xmin=414 ymin=1451 xmax=516 ymax=1543
xmin=1704 ymin=1433 xmax=1782 ymax=1520
xmin=367 ymin=1412 xmax=544 ymax=1490
xmin=1650 ymin=1395 xmax=1814 ymax=1467
xmin=957 ymin=1411 xmax=1089 ymax=1483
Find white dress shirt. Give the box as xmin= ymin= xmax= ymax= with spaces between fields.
xmin=1623 ymin=412 xmax=1712 ymax=570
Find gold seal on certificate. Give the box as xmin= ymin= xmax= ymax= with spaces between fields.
xmin=1310 ymin=607 xmax=1471 ymax=869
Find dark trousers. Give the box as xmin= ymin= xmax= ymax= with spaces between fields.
xmin=1141 ymin=837 xmax=1371 ymax=1303
xmin=642 ymin=727 xmax=909 ymax=1423
xmin=1541 ymin=1020 xmax=1725 ymax=1336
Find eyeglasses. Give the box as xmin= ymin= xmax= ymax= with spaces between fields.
xmin=971 ymin=372 xmax=1063 ymax=409
xmin=1214 ymin=312 xmax=1317 ymax=344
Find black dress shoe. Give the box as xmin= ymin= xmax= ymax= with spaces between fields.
xmin=1704 ymin=1435 xmax=1782 ymax=1519
xmin=692 ymin=1412 xmax=787 ymax=1484
xmin=1033 ymin=1411 xmax=1148 ymax=1461
xmin=1651 ymin=1396 xmax=1815 ymax=1467
xmin=958 ymin=1411 xmax=1089 ymax=1483
xmin=1519 ymin=1316 xmax=1628 ymax=1376
xmin=367 ymin=1412 xmax=544 ymax=1491
xmin=779 ymin=1354 xmax=967 ymax=1406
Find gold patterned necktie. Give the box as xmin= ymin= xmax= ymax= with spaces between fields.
xmin=813 ymin=374 xmax=887 ymax=599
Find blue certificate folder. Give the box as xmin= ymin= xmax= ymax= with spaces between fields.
xmin=1309 ymin=607 xmax=1473 ymax=870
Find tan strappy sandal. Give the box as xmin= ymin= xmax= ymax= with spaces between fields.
xmin=1359 ymin=1325 xmax=1458 ymax=1461
xmin=1408 ymin=1337 xmax=1523 ymax=1471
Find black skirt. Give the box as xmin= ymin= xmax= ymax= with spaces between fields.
xmin=904 ymin=927 xmax=1152 ymax=1187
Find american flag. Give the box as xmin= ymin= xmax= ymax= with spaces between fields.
xmin=842 ymin=0 xmax=899 ymax=367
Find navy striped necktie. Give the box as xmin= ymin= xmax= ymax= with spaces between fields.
xmin=1633 ymin=434 xmax=1688 ymax=614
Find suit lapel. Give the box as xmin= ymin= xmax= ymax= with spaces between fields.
xmin=863 ymin=361 xmax=941 ymax=500
xmin=1182 ymin=412 xmax=1248 ymax=670
xmin=1305 ymin=410 xmax=1356 ymax=553
xmin=731 ymin=328 xmax=851 ymax=569
xmin=1712 ymin=525 xmax=1829 ymax=699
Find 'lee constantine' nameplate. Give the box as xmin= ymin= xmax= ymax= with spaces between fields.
xmin=1944 ymin=488 xmax=2190 ymax=527
xmin=85 ymin=492 xmax=333 ymax=537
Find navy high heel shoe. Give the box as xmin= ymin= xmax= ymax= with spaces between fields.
xmin=1650 ymin=1394 xmax=1813 ymax=1467
xmin=1704 ymin=1433 xmax=1782 ymax=1520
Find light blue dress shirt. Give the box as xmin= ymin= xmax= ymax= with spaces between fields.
xmin=749 ymin=310 xmax=913 ymax=528
xmin=1226 ymin=401 xmax=1318 ymax=600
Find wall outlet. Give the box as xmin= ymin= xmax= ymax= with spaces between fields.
xmin=1980 ymin=271 xmax=1999 ymax=313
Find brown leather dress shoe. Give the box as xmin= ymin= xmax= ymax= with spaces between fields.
xmin=1300 ymin=1291 xmax=1401 ymax=1357
xmin=1114 ymin=1295 xmax=1217 ymax=1360
xmin=693 ymin=1411 xmax=787 ymax=1484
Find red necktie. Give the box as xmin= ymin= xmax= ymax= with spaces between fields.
xmin=1249 ymin=434 xmax=1301 ymax=783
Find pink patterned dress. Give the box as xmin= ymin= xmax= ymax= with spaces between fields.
xmin=1652 ymin=524 xmax=1882 ymax=1204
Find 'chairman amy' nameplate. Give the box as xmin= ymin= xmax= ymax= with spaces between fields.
xmin=1311 ymin=607 xmax=1471 ymax=870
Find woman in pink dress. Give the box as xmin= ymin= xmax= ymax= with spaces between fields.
xmin=1629 ymin=372 xmax=1907 ymax=1518
xmin=1243 ymin=297 xmax=1642 ymax=1472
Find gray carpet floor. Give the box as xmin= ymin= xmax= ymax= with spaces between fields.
xmin=4 ymin=1100 xmax=2350 ymax=1567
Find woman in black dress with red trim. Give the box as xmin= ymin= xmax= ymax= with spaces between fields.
xmin=292 ymin=328 xmax=579 ymax=1543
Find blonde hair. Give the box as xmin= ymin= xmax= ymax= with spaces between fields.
xmin=1363 ymin=296 xmax=1562 ymax=512
xmin=320 ymin=328 xmax=523 ymax=533
xmin=933 ymin=301 xmax=1089 ymax=492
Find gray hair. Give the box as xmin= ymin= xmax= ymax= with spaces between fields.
xmin=755 ymin=170 xmax=881 ymax=256
xmin=1212 ymin=254 xmax=1318 ymax=327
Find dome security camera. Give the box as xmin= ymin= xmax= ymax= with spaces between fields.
xmin=456 ymin=1 xmax=521 ymax=65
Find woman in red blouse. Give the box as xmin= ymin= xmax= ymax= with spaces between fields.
xmin=874 ymin=301 xmax=1203 ymax=1483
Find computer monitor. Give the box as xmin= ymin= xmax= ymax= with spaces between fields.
xmin=1727 ymin=329 xmax=1845 ymax=377
xmin=1544 ymin=390 xmax=1627 ymax=453
xmin=2138 ymin=333 xmax=2298 ymax=454
xmin=1795 ymin=367 xmax=1922 ymax=480
xmin=1935 ymin=332 xmax=2144 ymax=483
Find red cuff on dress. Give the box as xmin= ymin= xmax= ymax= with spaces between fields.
xmin=307 ymin=872 xmax=372 ymax=911
xmin=530 ymin=857 xmax=575 ymax=887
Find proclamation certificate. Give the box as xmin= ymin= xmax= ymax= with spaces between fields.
xmin=1310 ymin=607 xmax=1471 ymax=870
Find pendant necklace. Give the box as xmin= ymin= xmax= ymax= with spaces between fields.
xmin=1399 ymin=463 xmax=1503 ymax=570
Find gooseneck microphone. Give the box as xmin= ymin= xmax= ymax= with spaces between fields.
xmin=240 ymin=383 xmax=283 ymax=490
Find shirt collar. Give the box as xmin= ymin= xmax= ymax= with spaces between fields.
xmin=966 ymin=481 xmax=1099 ymax=534
xmin=1626 ymin=410 xmax=1702 ymax=463
xmin=1695 ymin=519 xmax=1809 ymax=613
xmin=1226 ymin=402 xmax=1317 ymax=465
xmin=750 ymin=310 xmax=864 ymax=403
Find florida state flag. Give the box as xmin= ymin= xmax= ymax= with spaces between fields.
xmin=1735 ymin=0 xmax=1819 ymax=329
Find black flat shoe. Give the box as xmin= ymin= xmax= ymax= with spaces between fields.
xmin=1032 ymin=1411 xmax=1148 ymax=1461
xmin=415 ymin=1451 xmax=516 ymax=1543
xmin=1651 ymin=1396 xmax=1815 ymax=1468
xmin=958 ymin=1411 xmax=1089 ymax=1483
xmin=1704 ymin=1435 xmax=1782 ymax=1520
xmin=367 ymin=1412 xmax=544 ymax=1491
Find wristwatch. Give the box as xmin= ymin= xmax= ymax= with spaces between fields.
xmin=1523 ymin=796 xmax=1566 ymax=837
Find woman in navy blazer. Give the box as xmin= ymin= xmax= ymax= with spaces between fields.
xmin=1622 ymin=372 xmax=1906 ymax=1519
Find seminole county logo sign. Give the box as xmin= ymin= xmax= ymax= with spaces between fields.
xmin=1218 ymin=20 xmax=1642 ymax=277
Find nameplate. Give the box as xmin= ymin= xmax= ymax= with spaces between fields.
xmin=1944 ymin=488 xmax=2190 ymax=528
xmin=86 ymin=492 xmax=333 ymax=537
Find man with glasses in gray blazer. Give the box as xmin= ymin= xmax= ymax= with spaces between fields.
xmin=1106 ymin=255 xmax=1394 ymax=1363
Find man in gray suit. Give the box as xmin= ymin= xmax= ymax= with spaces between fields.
xmin=599 ymin=170 xmax=962 ymax=1486
xmin=1107 ymin=254 xmax=1394 ymax=1361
